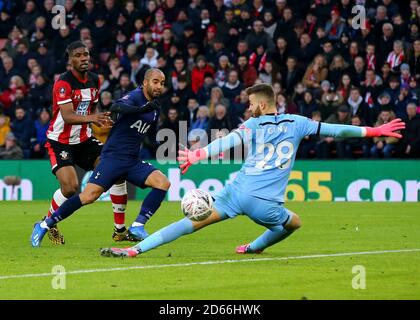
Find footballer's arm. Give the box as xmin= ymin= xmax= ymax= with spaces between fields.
xmin=60 ymin=102 xmax=111 ymax=127
xmin=317 ymin=119 xmax=405 ymax=139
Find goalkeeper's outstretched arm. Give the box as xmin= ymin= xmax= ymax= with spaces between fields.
xmin=318 ymin=119 xmax=405 ymax=139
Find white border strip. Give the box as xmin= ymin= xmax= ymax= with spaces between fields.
xmin=1 ymin=248 xmax=419 ymax=280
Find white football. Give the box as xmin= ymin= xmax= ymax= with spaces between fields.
xmin=181 ymin=189 xmax=213 ymax=221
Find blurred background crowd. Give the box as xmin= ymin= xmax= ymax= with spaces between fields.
xmin=0 ymin=0 xmax=419 ymax=161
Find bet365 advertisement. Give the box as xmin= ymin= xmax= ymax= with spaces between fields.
xmin=1 ymin=160 xmax=419 ymax=202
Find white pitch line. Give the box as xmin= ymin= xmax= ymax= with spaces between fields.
xmin=1 ymin=248 xmax=419 ymax=281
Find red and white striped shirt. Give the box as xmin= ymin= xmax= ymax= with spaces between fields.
xmin=47 ymin=71 xmax=100 ymax=145
xmin=386 ymin=51 xmax=404 ymax=69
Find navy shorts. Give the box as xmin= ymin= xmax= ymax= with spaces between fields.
xmin=88 ymin=158 xmax=157 ymax=191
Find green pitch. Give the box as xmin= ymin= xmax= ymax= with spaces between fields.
xmin=0 ymin=201 xmax=419 ymax=300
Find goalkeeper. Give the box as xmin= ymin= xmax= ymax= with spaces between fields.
xmin=101 ymin=84 xmax=405 ymax=257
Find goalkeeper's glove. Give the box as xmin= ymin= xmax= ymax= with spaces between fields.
xmin=177 ymin=146 xmax=207 ymax=174
xmin=365 ymin=118 xmax=405 ymax=138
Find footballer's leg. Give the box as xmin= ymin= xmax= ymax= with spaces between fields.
xmin=126 ymin=163 xmax=170 ymax=241
xmin=31 ymin=158 xmax=124 ymax=247
xmin=100 ymin=208 xmax=226 ymax=257
xmin=44 ymin=140 xmax=80 ymax=245
xmin=82 ymin=140 xmax=130 ymax=242
xmin=31 ymin=183 xmax=104 ymax=247
xmin=101 ymin=184 xmax=240 ymax=257
xmin=237 ymin=202 xmax=301 ymax=254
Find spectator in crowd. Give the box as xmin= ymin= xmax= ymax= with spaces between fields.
xmin=370 ymin=109 xmax=400 ymax=158
xmin=208 ymin=103 xmax=232 ymax=134
xmin=197 ymin=72 xmax=216 ymax=106
xmin=282 ymin=56 xmax=303 ymax=95
xmin=402 ymin=102 xmax=420 ymax=158
xmin=276 ymin=93 xmax=298 ymax=115
xmin=409 ymin=76 xmax=420 ymax=99
xmin=229 ymin=89 xmax=249 ymax=127
xmin=191 ymin=105 xmax=210 ymax=131
xmin=298 ymin=90 xmax=318 ymax=118
xmin=222 ymin=69 xmax=243 ymax=105
xmin=0 ymin=109 xmax=11 ymax=147
xmin=328 ymin=54 xmax=349 ymax=86
xmin=188 ymin=127 xmax=208 ymax=151
xmin=206 ymin=86 xmax=230 ymax=118
xmin=11 ymin=106 xmax=34 ymax=159
xmin=0 ymin=55 xmax=19 ymax=90
xmin=245 ymin=19 xmax=274 ymax=53
xmin=395 ymin=83 xmax=417 ymax=119
xmin=302 ymin=54 xmax=328 ymax=91
xmin=0 ymin=75 xmax=28 ymax=111
xmin=8 ymin=86 xmax=31 ymax=122
xmin=346 ymin=86 xmax=371 ymax=125
xmin=325 ymin=8 xmax=345 ymax=42
xmin=349 ymin=56 xmax=366 ymax=87
xmin=27 ymin=73 xmax=51 ymax=116
xmin=298 ymin=110 xmax=322 ymax=159
xmin=341 ymin=115 xmax=371 ymax=159
xmin=113 ymin=73 xmax=136 ymax=100
xmin=386 ymin=40 xmax=405 ymax=73
xmin=320 ymin=86 xmax=344 ymax=120
xmin=214 ymin=55 xmax=230 ymax=88
xmin=159 ymin=106 xmax=180 ymax=159
xmin=191 ymin=55 xmax=214 ymax=94
xmin=0 ymin=132 xmax=23 ymax=160
xmin=317 ymin=104 xmax=352 ymax=159
xmin=408 ymin=39 xmax=420 ymax=78
xmin=140 ymin=46 xmax=159 ymax=68
xmin=337 ymin=73 xmax=352 ymax=100
xmin=237 ymin=54 xmax=258 ymax=88
xmin=181 ymin=96 xmax=199 ymax=127
xmin=258 ymin=60 xmax=280 ymax=85
xmin=31 ymin=108 xmax=50 ymax=159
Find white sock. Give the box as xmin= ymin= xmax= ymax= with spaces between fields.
xmin=40 ymin=221 xmax=49 ymax=229
xmin=131 ymin=222 xmax=144 ymax=227
xmin=49 ymin=189 xmax=68 ymax=216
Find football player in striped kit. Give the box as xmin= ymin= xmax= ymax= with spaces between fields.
xmin=43 ymin=41 xmax=135 ymax=244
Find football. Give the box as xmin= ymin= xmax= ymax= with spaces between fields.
xmin=181 ymin=189 xmax=213 ymax=221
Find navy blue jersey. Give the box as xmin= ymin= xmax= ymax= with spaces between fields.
xmin=101 ymin=87 xmax=159 ymax=160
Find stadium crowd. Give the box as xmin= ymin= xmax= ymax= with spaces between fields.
xmin=0 ymin=0 xmax=419 ymax=160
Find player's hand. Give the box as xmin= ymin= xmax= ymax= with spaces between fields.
xmin=177 ymin=145 xmax=207 ymax=174
xmin=365 ymin=119 xmax=406 ymax=138
xmin=89 ymin=113 xmax=113 ymax=127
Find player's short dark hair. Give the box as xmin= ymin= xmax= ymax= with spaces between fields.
xmin=66 ymin=41 xmax=87 ymax=57
xmin=144 ymin=68 xmax=164 ymax=81
xmin=245 ymin=84 xmax=275 ymax=105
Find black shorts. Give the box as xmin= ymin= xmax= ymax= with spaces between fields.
xmin=45 ymin=137 xmax=103 ymax=175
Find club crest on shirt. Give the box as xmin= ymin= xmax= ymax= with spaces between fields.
xmin=59 ymin=151 xmax=69 ymax=160
xmin=59 ymin=87 xmax=66 ymax=98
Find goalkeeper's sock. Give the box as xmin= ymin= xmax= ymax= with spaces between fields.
xmin=133 ymin=218 xmax=194 ymax=253
xmin=248 ymin=226 xmax=294 ymax=252
xmin=45 ymin=195 xmax=83 ymax=228
xmin=134 ymin=188 xmax=167 ymax=224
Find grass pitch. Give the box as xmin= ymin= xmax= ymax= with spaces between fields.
xmin=0 ymin=201 xmax=419 ymax=300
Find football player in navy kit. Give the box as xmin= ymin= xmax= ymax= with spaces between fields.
xmin=31 ymin=68 xmax=171 ymax=247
